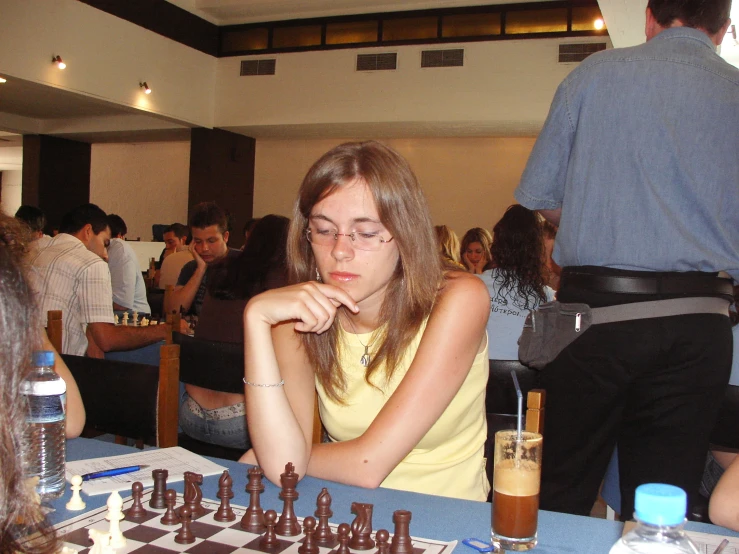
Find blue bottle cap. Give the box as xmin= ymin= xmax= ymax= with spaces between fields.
xmin=32 ymin=350 xmax=55 ymax=367
xmin=634 ymin=483 xmax=687 ymax=526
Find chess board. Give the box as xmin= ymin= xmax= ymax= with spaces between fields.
xmin=54 ymin=490 xmax=458 ymax=554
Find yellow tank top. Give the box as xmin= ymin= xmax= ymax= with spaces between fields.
xmin=316 ymin=320 xmax=490 ymax=501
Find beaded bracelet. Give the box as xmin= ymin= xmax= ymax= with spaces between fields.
xmin=243 ymin=377 xmax=285 ymax=388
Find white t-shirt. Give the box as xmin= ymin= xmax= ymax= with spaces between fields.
xmin=107 ymin=238 xmax=150 ymax=313
xmin=478 ymin=268 xmax=555 ymax=360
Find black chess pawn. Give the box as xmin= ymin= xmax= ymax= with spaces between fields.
xmin=259 ymin=509 xmax=279 ymax=549
xmin=150 ymin=469 xmax=168 ymax=509
xmin=336 ymin=523 xmax=351 ymax=554
xmin=174 ymin=505 xmax=196 ymax=544
xmin=314 ymin=488 xmax=335 ymax=546
xmin=124 ymin=482 xmax=148 ymax=521
xmin=376 ymin=529 xmax=390 ymax=554
xmin=160 ymin=489 xmax=180 ymax=526
xmin=298 ymin=516 xmax=320 ymax=554
xmin=214 ymin=470 xmax=235 ymax=522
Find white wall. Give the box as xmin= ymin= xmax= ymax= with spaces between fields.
xmin=0 ymin=0 xmax=216 ymax=128
xmin=254 ymin=137 xmax=536 ymax=236
xmin=90 ymin=142 xmax=190 ymax=240
xmin=0 ymin=170 xmax=22 ymax=215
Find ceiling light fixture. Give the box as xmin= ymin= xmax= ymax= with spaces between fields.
xmin=52 ymin=55 xmax=66 ymax=69
xmin=594 ymin=18 xmax=605 ymax=31
xmin=0 ymin=77 xmax=6 ymax=84
xmin=139 ymin=81 xmax=151 ymax=94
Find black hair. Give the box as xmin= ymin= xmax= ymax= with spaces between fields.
xmin=59 ymin=204 xmax=109 ymax=235
xmin=164 ymin=223 xmax=188 ymax=239
xmin=189 ymin=202 xmax=228 ymax=234
xmin=490 ymin=204 xmax=548 ymax=310
xmin=107 ymin=214 xmax=127 ymax=238
xmin=209 ymin=215 xmax=289 ymax=300
xmin=14 ymin=205 xmax=46 ymax=234
xmin=647 ymin=0 xmax=731 ymax=34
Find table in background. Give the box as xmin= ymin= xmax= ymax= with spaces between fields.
xmin=55 ymin=439 xmax=739 ymax=553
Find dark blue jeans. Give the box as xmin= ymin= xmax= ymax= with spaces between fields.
xmin=538 ymin=272 xmax=732 ymax=519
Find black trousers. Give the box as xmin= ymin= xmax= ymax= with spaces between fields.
xmin=539 ymin=268 xmax=732 ymax=519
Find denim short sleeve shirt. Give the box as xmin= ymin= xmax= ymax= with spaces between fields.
xmin=515 ymin=28 xmax=739 ymax=281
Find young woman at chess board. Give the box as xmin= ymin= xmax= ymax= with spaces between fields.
xmin=241 ymin=141 xmax=490 ymax=501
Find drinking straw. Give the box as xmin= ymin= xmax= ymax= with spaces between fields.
xmin=511 ymin=370 xmax=523 ymax=439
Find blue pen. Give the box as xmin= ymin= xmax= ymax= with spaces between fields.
xmin=81 ymin=464 xmax=149 ymax=481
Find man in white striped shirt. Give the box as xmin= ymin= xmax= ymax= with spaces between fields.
xmin=28 ymin=204 xmax=173 ymax=356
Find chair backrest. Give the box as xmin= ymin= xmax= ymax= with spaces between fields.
xmin=63 ymin=343 xmax=180 ymax=447
xmin=47 ymin=310 xmax=63 ymax=353
xmin=173 ymin=332 xmax=244 ymax=393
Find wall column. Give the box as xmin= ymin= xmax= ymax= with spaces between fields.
xmin=188 ymin=128 xmax=255 ymax=249
xmin=22 ymin=135 xmax=91 ymax=233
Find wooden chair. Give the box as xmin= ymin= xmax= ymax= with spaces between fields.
xmin=62 ymin=343 xmax=180 ymax=447
xmin=173 ymin=332 xmax=324 ymax=460
xmin=47 ymin=310 xmax=63 ymax=353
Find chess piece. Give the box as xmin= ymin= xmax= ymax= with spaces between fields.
xmin=88 ymin=529 xmax=114 ymax=554
xmin=150 ymin=469 xmax=168 ymax=508
xmin=180 ymin=471 xmax=206 ymax=518
xmin=241 ymin=466 xmax=266 ymax=532
xmin=122 ymin=312 xmax=129 ymax=326
xmin=214 ymin=470 xmax=235 ymax=522
xmin=160 ymin=489 xmax=180 ymax=526
xmin=175 ymin=505 xmax=196 ymax=544
xmin=259 ymin=509 xmax=279 ymax=549
xmin=314 ymin=488 xmax=335 ymax=546
xmin=298 ymin=516 xmax=320 ymax=554
xmin=66 ymin=475 xmax=86 ymax=511
xmin=113 ymin=314 xmax=119 ymax=325
xmin=124 ymin=482 xmax=148 ymax=521
xmin=105 ymin=491 xmax=126 ymax=549
xmin=376 ymin=530 xmax=390 ymax=554
xmin=390 ymin=510 xmax=413 ymax=554
xmin=336 ymin=523 xmax=351 ymax=554
xmin=275 ymin=462 xmax=300 ymax=536
xmin=132 ymin=311 xmax=139 ymax=325
xmin=349 ymin=502 xmax=375 ymax=550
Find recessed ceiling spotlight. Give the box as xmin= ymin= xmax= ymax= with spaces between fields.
xmin=52 ymin=55 xmax=66 ymax=69
xmin=0 ymin=77 xmax=6 ymax=84
xmin=139 ymin=81 xmax=152 ymax=94
xmin=594 ymin=18 xmax=605 ymax=30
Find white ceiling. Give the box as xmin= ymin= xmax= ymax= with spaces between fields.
xmin=165 ymin=0 xmax=557 ymax=26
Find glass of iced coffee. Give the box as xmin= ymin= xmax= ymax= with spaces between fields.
xmin=491 ymin=429 xmax=543 ymax=551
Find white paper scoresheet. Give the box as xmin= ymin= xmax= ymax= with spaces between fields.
xmin=65 ymin=447 xmax=227 ymax=495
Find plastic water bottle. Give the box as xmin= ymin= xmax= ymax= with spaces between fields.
xmin=21 ymin=350 xmax=67 ymax=500
xmin=609 ymin=483 xmax=700 ymax=554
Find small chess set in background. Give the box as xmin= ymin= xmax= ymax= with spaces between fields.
xmin=113 ymin=312 xmax=160 ymax=327
xmin=51 ymin=463 xmax=457 ymax=554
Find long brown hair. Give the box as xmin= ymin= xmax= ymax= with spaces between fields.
xmin=286 ymin=141 xmax=443 ymax=401
xmin=0 ymin=212 xmax=58 ymax=553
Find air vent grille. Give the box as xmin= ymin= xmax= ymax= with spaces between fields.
xmin=421 ymin=49 xmax=464 ymax=68
xmin=558 ymin=43 xmax=606 ymax=63
xmin=356 ymin=53 xmax=397 ymax=71
xmin=240 ymin=59 xmax=276 ymax=76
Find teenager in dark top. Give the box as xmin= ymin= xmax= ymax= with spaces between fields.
xmin=179 ymin=215 xmax=290 ymax=449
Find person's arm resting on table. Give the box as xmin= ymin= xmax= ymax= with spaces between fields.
xmin=164 ymin=247 xmax=205 ymax=314
xmin=42 ymin=330 xmax=85 ymax=438
xmin=242 ymin=273 xmax=489 ymax=489
xmin=709 ymin=455 xmax=739 ymax=531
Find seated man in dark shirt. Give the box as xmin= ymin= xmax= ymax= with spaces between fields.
xmin=164 ymin=202 xmax=239 ymax=316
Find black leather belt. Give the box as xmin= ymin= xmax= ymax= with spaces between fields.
xmin=561 ymin=269 xmax=733 ymax=297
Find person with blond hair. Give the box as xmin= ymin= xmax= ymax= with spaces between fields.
xmin=241 ymin=141 xmax=490 ymax=501
xmin=460 ymin=227 xmax=493 ymax=274
xmin=434 ymin=225 xmax=464 ymax=270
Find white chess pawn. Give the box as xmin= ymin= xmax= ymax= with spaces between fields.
xmin=66 ymin=475 xmax=86 ymax=511
xmin=105 ymin=491 xmax=126 ymax=549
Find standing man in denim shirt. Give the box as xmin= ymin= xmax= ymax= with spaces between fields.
xmin=515 ymin=0 xmax=738 ymax=519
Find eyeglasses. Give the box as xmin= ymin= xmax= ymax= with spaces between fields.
xmin=306 ymin=227 xmax=394 ymax=251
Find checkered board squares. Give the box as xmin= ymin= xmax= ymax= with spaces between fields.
xmin=55 ymin=490 xmax=457 ymax=554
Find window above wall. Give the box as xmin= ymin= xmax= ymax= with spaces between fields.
xmin=219 ymin=0 xmax=608 ymax=57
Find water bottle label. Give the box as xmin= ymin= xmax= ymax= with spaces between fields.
xmin=20 ymin=379 xmax=66 ymax=395
xmin=25 ymin=394 xmax=65 ymax=423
